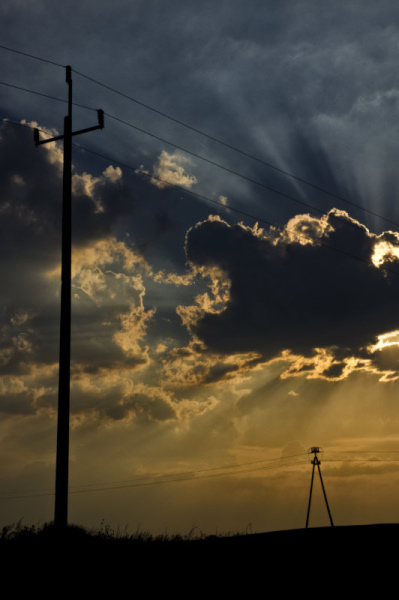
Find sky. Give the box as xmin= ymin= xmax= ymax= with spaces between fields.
xmin=2 ymin=1 xmax=399 ymax=534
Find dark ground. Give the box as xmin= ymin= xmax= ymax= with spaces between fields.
xmin=1 ymin=522 xmax=397 ymax=590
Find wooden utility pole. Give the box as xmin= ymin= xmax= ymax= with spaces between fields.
xmin=305 ymin=446 xmax=334 ymax=528
xmin=34 ymin=66 xmax=104 ymax=529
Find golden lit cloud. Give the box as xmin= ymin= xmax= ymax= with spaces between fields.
xmin=72 ymin=166 xmax=122 ymax=212
xmin=21 ymin=120 xmax=63 ymax=172
xmin=161 ymin=340 xmax=262 ymax=387
xmin=175 ymin=262 xmax=231 ymax=337
xmin=152 ymin=270 xmax=196 ymax=286
xmin=114 ymin=305 xmax=156 ymax=358
xmin=370 ymin=330 xmax=399 ymax=351
xmin=280 ymin=212 xmax=333 ymax=245
xmin=45 ymin=237 xmax=149 ymax=282
xmin=103 ymin=165 xmax=122 ymax=183
xmin=150 ymin=150 xmax=197 ymax=189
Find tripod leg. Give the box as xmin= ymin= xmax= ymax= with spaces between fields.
xmin=306 ymin=461 xmax=316 ymax=528
xmin=317 ymin=462 xmax=334 ymax=527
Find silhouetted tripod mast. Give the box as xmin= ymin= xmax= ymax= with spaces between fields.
xmin=305 ymin=446 xmax=334 ymax=528
xmin=34 ymin=66 xmax=104 ymax=529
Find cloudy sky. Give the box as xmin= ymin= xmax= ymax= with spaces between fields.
xmin=2 ymin=1 xmax=399 ymax=534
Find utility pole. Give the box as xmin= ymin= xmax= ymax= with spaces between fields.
xmin=305 ymin=446 xmax=334 ymax=528
xmin=34 ymin=66 xmax=104 ymax=530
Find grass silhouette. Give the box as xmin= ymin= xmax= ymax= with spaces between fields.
xmin=2 ymin=520 xmax=398 ymax=589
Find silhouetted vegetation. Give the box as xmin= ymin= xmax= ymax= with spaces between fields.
xmin=2 ymin=521 xmax=397 ymax=588
xmin=1 ymin=519 xmax=215 ymax=545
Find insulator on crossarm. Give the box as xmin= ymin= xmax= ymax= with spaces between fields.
xmin=97 ymin=109 xmax=104 ymax=129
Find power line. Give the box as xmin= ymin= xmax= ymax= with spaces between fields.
xmin=74 ymin=142 xmax=399 ymax=277
xmin=0 ymin=80 xmax=96 ymax=112
xmin=0 ymin=118 xmax=49 ymax=135
xmin=2 ymin=116 xmax=398 ymax=276
xmin=0 ymin=453 xmax=308 ymax=497
xmin=0 ymin=44 xmax=65 ymax=68
xmin=71 ymin=452 xmax=308 ymax=489
xmin=1 ymin=453 xmax=397 ymax=501
xmin=0 ymin=80 xmax=68 ymax=104
xmin=0 ymin=115 xmax=332 ymax=230
xmin=0 ymin=459 xmax=309 ymax=501
xmin=323 ymin=459 xmax=399 ymax=463
xmin=6 ymin=454 xmax=399 ymax=502
xmin=1 ymin=41 xmax=399 ymax=228
xmin=106 ymin=112 xmax=399 ymax=229
xmin=0 ymin=116 xmax=328 ymax=229
xmin=2 ymin=77 xmax=399 ymax=230
xmin=2 ymin=45 xmax=399 ymax=519
xmin=325 ymin=450 xmax=399 ymax=454
xmin=71 ymin=70 xmax=399 ymax=225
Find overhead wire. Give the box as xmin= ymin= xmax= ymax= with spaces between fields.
xmin=0 ymin=452 xmax=308 ymax=497
xmin=2 ymin=77 xmax=399 ymax=230
xmin=2 ymin=454 xmax=398 ymax=501
xmin=73 ymin=68 xmax=393 ymax=224
xmin=324 ymin=450 xmax=399 ymax=453
xmin=3 ymin=45 xmax=399 ymax=513
xmin=1 ymin=115 xmax=399 ymax=275
xmin=0 ymin=459 xmax=309 ymax=501
xmin=0 ymin=80 xmax=96 ymax=111
xmin=71 ymin=69 xmax=399 ymax=224
xmin=0 ymin=118 xmax=51 ymax=136
xmin=0 ymin=44 xmax=65 ymax=68
xmin=1 ymin=43 xmax=399 ymax=228
xmin=74 ymin=142 xmax=399 ymax=277
xmin=105 ymin=112 xmax=399 ymax=229
xmin=0 ymin=114 xmax=399 ymax=275
xmin=70 ymin=452 xmax=308 ymax=489
xmin=323 ymin=459 xmax=399 ymax=463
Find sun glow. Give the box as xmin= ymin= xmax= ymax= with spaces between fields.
xmin=370 ymin=330 xmax=399 ymax=351
xmin=372 ymin=241 xmax=399 ymax=267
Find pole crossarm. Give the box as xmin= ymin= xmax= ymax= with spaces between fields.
xmin=34 ymin=109 xmax=104 ymax=146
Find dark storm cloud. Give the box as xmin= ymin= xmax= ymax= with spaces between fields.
xmin=184 ymin=211 xmax=399 ymax=360
xmin=105 ymin=391 xmax=176 ymax=422
xmin=0 ymin=123 xmax=190 ymax=269
xmin=321 ymin=362 xmax=346 ymax=379
xmin=367 ymin=345 xmax=399 ymax=374
xmin=137 ymin=210 xmax=177 ymax=254
xmin=4 ymin=1 xmax=399 ymax=533
xmin=0 ymin=124 xmax=161 ymax=414
xmin=69 ymin=384 xmax=176 ymax=423
xmin=0 ymin=123 xmax=137 ymax=259
xmin=0 ymin=124 xmax=134 ymax=340
xmin=5 ymin=1 xmax=399 ymax=235
xmin=2 ymin=8 xmax=399 ymax=389
xmin=0 ymin=121 xmax=204 ymax=421
xmin=31 ymin=373 xmax=177 ymax=422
